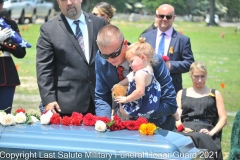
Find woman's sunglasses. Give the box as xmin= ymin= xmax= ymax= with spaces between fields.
xmin=157 ymin=14 xmax=173 ymax=20
xmin=100 ymin=40 xmax=124 ymax=59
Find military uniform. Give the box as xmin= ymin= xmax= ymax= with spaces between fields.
xmin=0 ymin=17 xmax=26 ymax=113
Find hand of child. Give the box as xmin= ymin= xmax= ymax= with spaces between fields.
xmin=115 ymin=96 xmax=127 ymax=103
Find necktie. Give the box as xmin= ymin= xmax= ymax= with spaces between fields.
xmin=158 ymin=33 xmax=165 ymax=55
xmin=73 ymin=20 xmax=85 ymax=54
xmin=117 ymin=66 xmax=124 ymax=81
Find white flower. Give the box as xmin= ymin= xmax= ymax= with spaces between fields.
xmin=0 ymin=111 xmax=7 ymax=122
xmin=95 ymin=120 xmax=107 ymax=132
xmin=40 ymin=114 xmax=51 ymax=124
xmin=31 ymin=116 xmax=39 ymax=123
xmin=40 ymin=110 xmax=53 ymax=125
xmin=153 ymin=96 xmax=158 ymax=103
xmin=15 ymin=112 xmax=27 ymax=124
xmin=0 ymin=114 xmax=16 ymax=126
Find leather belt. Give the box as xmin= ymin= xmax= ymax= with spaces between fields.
xmin=0 ymin=50 xmax=11 ymax=57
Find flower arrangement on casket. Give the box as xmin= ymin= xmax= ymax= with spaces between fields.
xmin=0 ymin=108 xmax=40 ymax=126
xmin=0 ymin=108 xmax=158 ymax=135
xmin=41 ymin=110 xmax=158 ymax=135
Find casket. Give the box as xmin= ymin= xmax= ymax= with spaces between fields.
xmin=0 ymin=123 xmax=202 ymax=160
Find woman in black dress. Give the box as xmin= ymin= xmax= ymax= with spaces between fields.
xmin=175 ymin=61 xmax=227 ymax=160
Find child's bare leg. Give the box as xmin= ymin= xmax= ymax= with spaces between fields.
xmin=111 ymin=109 xmax=115 ymax=120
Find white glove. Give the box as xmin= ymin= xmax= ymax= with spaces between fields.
xmin=0 ymin=28 xmax=12 ymax=42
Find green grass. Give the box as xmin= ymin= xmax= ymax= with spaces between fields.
xmin=12 ymin=21 xmax=240 ymax=160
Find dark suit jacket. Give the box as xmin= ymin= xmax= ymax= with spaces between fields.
xmin=0 ymin=17 xmax=26 ymax=86
xmin=36 ymin=13 xmax=107 ymax=114
xmin=142 ymin=28 xmax=194 ymax=93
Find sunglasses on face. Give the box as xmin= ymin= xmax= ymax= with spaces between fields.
xmin=100 ymin=40 xmax=124 ymax=60
xmin=157 ymin=14 xmax=173 ymax=20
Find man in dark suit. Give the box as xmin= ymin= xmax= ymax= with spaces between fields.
xmin=36 ymin=0 xmax=107 ymax=116
xmin=95 ymin=25 xmax=178 ymax=131
xmin=141 ymin=4 xmax=194 ymax=93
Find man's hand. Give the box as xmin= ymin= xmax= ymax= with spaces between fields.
xmin=45 ymin=102 xmax=61 ymax=114
xmin=0 ymin=28 xmax=11 ymax=42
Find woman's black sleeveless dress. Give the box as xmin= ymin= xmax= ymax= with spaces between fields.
xmin=179 ymin=89 xmax=223 ymax=160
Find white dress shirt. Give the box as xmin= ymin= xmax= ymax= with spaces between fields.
xmin=65 ymin=12 xmax=90 ymax=63
xmin=155 ymin=27 xmax=173 ymax=56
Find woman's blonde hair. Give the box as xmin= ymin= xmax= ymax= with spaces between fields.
xmin=189 ymin=61 xmax=208 ymax=75
xmin=126 ymin=37 xmax=154 ymax=64
xmin=93 ymin=2 xmax=116 ymax=23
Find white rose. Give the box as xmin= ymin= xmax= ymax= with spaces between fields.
xmin=31 ymin=116 xmax=40 ymax=123
xmin=95 ymin=120 xmax=107 ymax=132
xmin=15 ymin=112 xmax=27 ymax=124
xmin=1 ymin=114 xmax=16 ymax=126
xmin=0 ymin=111 xmax=7 ymax=123
xmin=40 ymin=110 xmax=53 ymax=125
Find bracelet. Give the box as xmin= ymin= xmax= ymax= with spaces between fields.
xmin=177 ymin=124 xmax=185 ymax=132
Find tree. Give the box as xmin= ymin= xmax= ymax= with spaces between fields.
xmin=209 ymin=0 xmax=217 ymax=25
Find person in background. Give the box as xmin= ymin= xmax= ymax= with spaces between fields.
xmin=92 ymin=2 xmax=116 ymax=24
xmin=92 ymin=2 xmax=117 ymax=117
xmin=37 ymin=0 xmax=107 ymax=116
xmin=176 ymin=61 xmax=227 ymax=160
xmin=140 ymin=9 xmax=159 ymax=35
xmin=0 ymin=0 xmax=26 ymax=113
xmin=95 ymin=24 xmax=178 ymax=131
xmin=141 ymin=4 xmax=194 ymax=93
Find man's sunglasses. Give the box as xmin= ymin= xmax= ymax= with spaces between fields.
xmin=157 ymin=14 xmax=173 ymax=20
xmin=100 ymin=40 xmax=124 ymax=59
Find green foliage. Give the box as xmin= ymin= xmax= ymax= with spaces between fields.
xmin=77 ymin=0 xmax=240 ymax=21
xmin=25 ymin=113 xmax=40 ymax=124
xmin=106 ymin=120 xmax=115 ymax=127
xmin=141 ymin=0 xmax=188 ymax=15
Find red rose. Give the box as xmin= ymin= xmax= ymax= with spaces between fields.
xmin=124 ymin=120 xmax=138 ymax=130
xmin=96 ymin=116 xmax=111 ymax=124
xmin=109 ymin=123 xmax=122 ymax=131
xmin=83 ymin=113 xmax=96 ymax=126
xmin=62 ymin=116 xmax=71 ymax=126
xmin=136 ymin=117 xmax=148 ymax=124
xmin=50 ymin=113 xmax=61 ymax=124
xmin=177 ymin=124 xmax=185 ymax=132
xmin=71 ymin=112 xmax=83 ymax=119
xmin=71 ymin=112 xmax=83 ymax=125
xmin=116 ymin=121 xmax=125 ymax=130
xmin=15 ymin=108 xmax=25 ymax=113
xmin=71 ymin=117 xmax=81 ymax=126
xmin=162 ymin=55 xmax=170 ymax=62
xmin=112 ymin=115 xmax=121 ymax=123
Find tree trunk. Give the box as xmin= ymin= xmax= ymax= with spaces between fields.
xmin=209 ymin=0 xmax=217 ymax=25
